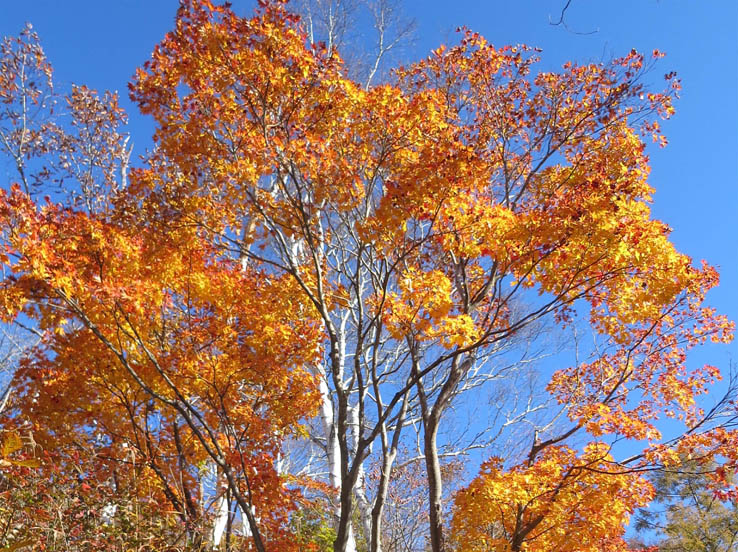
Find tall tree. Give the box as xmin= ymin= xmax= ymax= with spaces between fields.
xmin=1 ymin=2 xmax=736 ymax=552
xmin=0 ymin=16 xmax=323 ymax=552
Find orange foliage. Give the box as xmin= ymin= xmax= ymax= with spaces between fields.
xmin=451 ymin=445 xmax=653 ymax=551
xmin=0 ymin=1 xmax=734 ymax=550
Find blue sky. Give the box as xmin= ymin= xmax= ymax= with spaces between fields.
xmin=3 ymin=0 xmax=734 ymax=386
xmin=1 ymin=2 xmax=736 ymax=543
xmin=2 ymin=1 xmax=734 ymax=309
xmin=2 ymin=0 xmax=737 ymax=461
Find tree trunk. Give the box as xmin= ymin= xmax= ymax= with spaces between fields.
xmin=424 ymin=416 xmax=446 ymax=552
xmin=350 ymin=403 xmax=373 ymax=548
xmin=317 ymin=348 xmax=359 ymax=552
xmin=332 ymin=382 xmax=359 ymax=552
xmin=415 ymin=354 xmax=469 ymax=552
xmin=211 ymin=465 xmax=229 ymax=549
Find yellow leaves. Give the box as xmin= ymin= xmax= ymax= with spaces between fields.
xmin=384 ymin=269 xmax=444 ymax=326
xmin=1 ymin=457 xmax=40 ymax=469
xmin=0 ymin=432 xmax=40 ymax=470
xmin=377 ymin=268 xmax=483 ymax=348
xmin=578 ymin=404 xmax=662 ymax=441
xmin=396 ymin=267 xmax=452 ymax=319
xmin=432 ymin=314 xmax=481 ymax=348
xmin=1 ymin=432 xmax=22 ymax=458
xmin=327 ymin=282 xmax=351 ymax=310
xmin=187 ymin=271 xmax=210 ymax=295
xmin=451 ymin=446 xmax=654 ymax=552
xmin=0 ymin=284 xmax=27 ymax=323
xmin=0 ymin=4 xmax=730 ymax=548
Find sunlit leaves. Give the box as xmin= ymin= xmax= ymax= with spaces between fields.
xmin=451 ymin=445 xmax=654 ymax=551
xmin=0 ymin=1 xmax=734 ymax=550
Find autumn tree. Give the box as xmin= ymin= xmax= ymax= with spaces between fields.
xmin=1 ymin=2 xmax=736 ymax=552
xmin=0 ymin=438 xmax=201 ymax=552
xmin=0 ymin=17 xmax=322 ymax=552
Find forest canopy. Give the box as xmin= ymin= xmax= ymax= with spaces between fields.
xmin=0 ymin=1 xmax=735 ymax=551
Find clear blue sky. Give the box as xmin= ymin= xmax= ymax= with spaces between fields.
xmin=2 ymin=0 xmax=736 ymax=436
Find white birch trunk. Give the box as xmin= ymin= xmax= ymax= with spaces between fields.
xmin=350 ymin=403 xmax=373 ymax=546
xmin=211 ymin=466 xmax=229 ymax=549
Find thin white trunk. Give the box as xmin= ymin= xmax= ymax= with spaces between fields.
xmin=211 ymin=467 xmax=229 ymax=549
xmin=317 ymin=373 xmax=341 ymax=489
xmin=350 ymin=403 xmax=372 ymax=545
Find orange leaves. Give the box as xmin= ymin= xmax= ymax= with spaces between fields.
xmin=380 ymin=268 xmax=451 ymax=338
xmin=129 ymin=0 xmax=373 ymax=247
xmin=2 ymin=3 xmax=734 ymax=550
xmin=547 ymin=315 xmax=729 ymax=442
xmin=122 ymin=0 xmax=714 ymax=374
xmin=377 ymin=268 xmax=481 ymax=348
xmin=451 ymin=446 xmax=654 ymax=552
xmin=0 ymin=431 xmax=40 ymax=469
xmin=0 ymin=169 xmax=322 ymax=547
